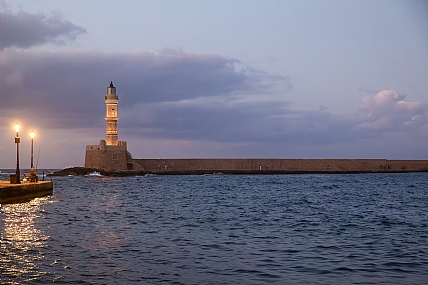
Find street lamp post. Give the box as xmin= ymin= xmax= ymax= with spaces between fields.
xmin=14 ymin=123 xmax=21 ymax=184
xmin=30 ymin=130 xmax=35 ymax=169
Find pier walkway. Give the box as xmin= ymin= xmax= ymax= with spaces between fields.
xmin=0 ymin=181 xmax=53 ymax=204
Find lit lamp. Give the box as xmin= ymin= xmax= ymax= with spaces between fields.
xmin=30 ymin=130 xmax=35 ymax=169
xmin=14 ymin=123 xmax=21 ymax=184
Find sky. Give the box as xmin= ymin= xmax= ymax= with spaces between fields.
xmin=1 ymin=0 xmax=427 ymax=169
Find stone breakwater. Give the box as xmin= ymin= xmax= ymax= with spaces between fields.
xmin=52 ymin=159 xmax=428 ymax=176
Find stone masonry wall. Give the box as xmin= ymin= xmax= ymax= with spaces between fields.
xmin=84 ymin=141 xmax=428 ymax=173
xmin=85 ymin=143 xmax=128 ymax=171
xmin=133 ymin=158 xmax=428 ymax=173
xmin=85 ymin=148 xmax=128 ymax=171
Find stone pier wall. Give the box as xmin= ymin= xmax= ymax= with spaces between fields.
xmin=84 ymin=144 xmax=428 ymax=173
xmin=132 ymin=158 xmax=428 ymax=174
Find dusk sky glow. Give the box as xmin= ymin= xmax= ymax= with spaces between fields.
xmin=1 ymin=1 xmax=427 ymax=169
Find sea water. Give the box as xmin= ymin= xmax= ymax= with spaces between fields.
xmin=1 ymin=173 xmax=427 ymax=284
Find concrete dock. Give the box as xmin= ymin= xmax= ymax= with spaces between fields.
xmin=0 ymin=180 xmax=53 ymax=204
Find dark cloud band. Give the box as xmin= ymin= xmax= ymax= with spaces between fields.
xmin=1 ymin=10 xmax=86 ymax=49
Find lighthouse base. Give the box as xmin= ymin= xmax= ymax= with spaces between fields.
xmin=84 ymin=140 xmax=140 ymax=171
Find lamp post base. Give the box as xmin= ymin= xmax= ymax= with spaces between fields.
xmin=15 ymin=170 xmax=21 ymax=184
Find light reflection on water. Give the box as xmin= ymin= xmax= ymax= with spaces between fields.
xmin=0 ymin=197 xmax=51 ymax=284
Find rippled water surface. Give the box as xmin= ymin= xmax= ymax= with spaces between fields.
xmin=1 ymin=173 xmax=428 ymax=284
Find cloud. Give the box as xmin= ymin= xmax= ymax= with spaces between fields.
xmin=358 ymin=90 xmax=427 ymax=131
xmin=1 ymin=9 xmax=86 ymax=49
xmin=1 ymin=46 xmax=427 ymax=164
xmin=1 ymin=48 xmax=292 ymax=130
xmin=2 ymin=46 xmax=427 ymax=148
xmin=118 ymin=88 xmax=428 ymax=153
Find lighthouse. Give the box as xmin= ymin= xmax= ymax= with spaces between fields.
xmin=85 ymin=82 xmax=139 ymax=171
xmin=105 ymin=81 xmax=119 ymax=145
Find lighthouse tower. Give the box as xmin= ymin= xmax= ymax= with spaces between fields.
xmin=84 ymin=82 xmax=141 ymax=171
xmin=105 ymin=81 xmax=119 ymax=145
